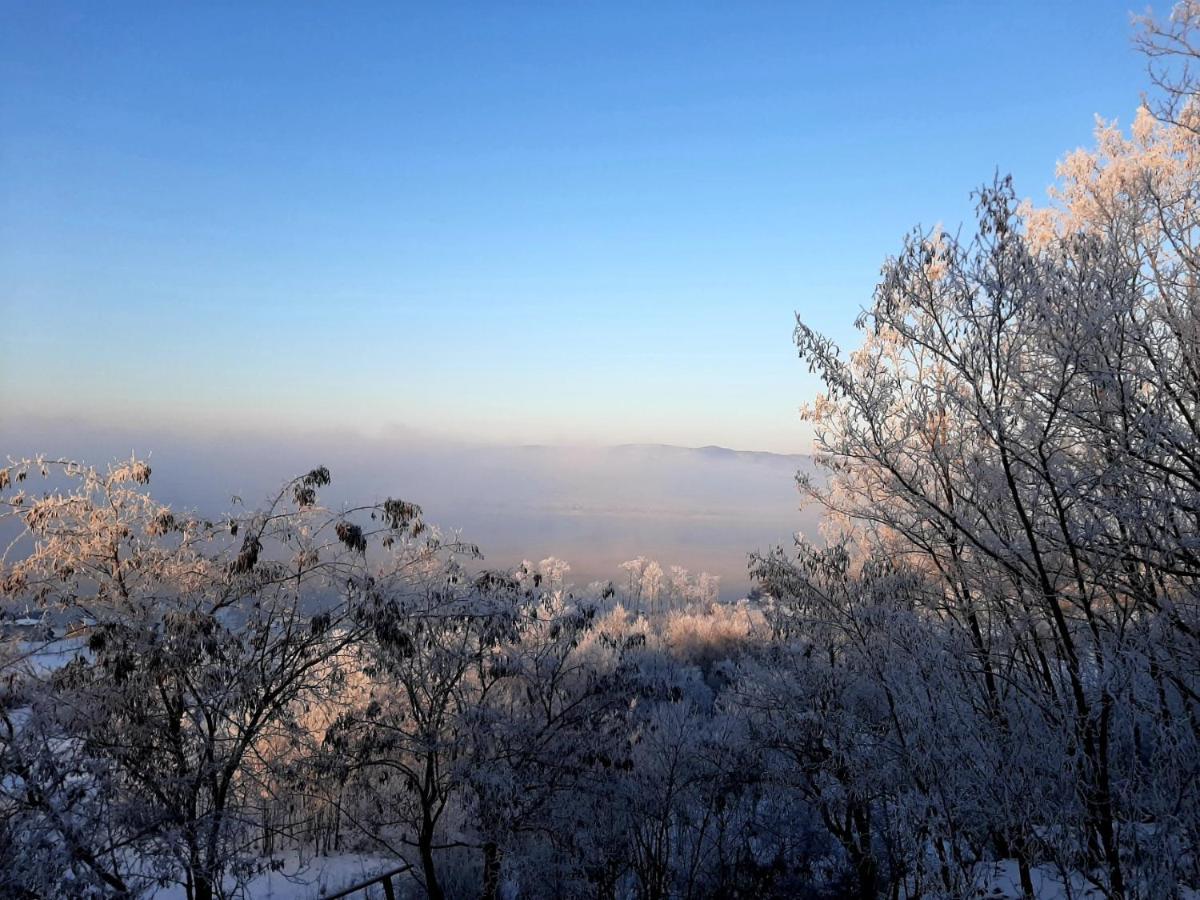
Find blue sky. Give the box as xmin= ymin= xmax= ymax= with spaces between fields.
xmin=1 ymin=1 xmax=1147 ymax=453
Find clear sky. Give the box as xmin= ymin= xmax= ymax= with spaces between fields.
xmin=1 ymin=1 xmax=1148 ymax=453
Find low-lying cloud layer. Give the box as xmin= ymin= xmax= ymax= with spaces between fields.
xmin=3 ymin=418 xmax=821 ymax=598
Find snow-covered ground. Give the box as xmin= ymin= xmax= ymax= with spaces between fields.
xmin=141 ymin=854 xmax=1200 ymax=899
xmin=968 ymin=859 xmax=1198 ymax=899
xmin=151 ymin=854 xmax=406 ymax=900
xmin=971 ymin=860 xmax=1104 ymax=899
xmin=8 ymin=634 xmax=89 ymax=673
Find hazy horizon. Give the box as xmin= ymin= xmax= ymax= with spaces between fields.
xmin=2 ymin=415 xmax=822 ymax=598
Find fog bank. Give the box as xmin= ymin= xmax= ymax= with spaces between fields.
xmin=2 ymin=418 xmax=821 ymax=598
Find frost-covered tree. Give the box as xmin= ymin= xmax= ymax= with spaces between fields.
xmin=0 ymin=458 xmax=439 ymax=900
xmin=772 ymin=10 xmax=1200 ymax=895
xmin=322 ymin=556 xmax=627 ymax=900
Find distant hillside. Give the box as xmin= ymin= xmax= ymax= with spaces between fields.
xmin=614 ymin=443 xmax=810 ymax=464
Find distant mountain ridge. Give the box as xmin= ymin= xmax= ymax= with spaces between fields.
xmin=512 ymin=442 xmax=810 ymax=464
xmin=614 ymin=443 xmax=809 ymax=463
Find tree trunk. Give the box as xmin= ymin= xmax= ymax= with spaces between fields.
xmin=419 ymin=814 xmax=445 ymax=900
xmin=851 ymin=850 xmax=880 ymax=900
xmin=481 ymin=841 xmax=502 ymax=900
xmin=1018 ymin=855 xmax=1035 ymax=899
xmin=850 ymin=801 xmax=879 ymax=900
